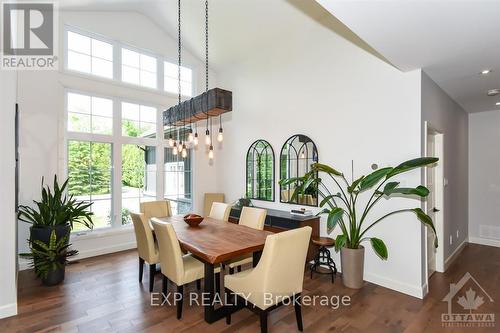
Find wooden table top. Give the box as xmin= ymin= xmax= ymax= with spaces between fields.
xmin=152 ymin=215 xmax=274 ymax=265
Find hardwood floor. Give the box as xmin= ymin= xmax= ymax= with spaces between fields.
xmin=1 ymin=243 xmax=499 ymax=332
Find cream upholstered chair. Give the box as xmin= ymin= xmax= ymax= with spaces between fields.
xmin=151 ymin=219 xmax=221 ymax=319
xmin=140 ymin=200 xmax=172 ymax=222
xmin=227 ymin=207 xmax=267 ymax=274
xmin=204 ymin=193 xmax=225 ymax=216
xmin=208 ymin=202 xmax=231 ymax=222
xmin=225 ymin=226 xmax=312 ymax=333
xmin=130 ymin=212 xmax=160 ymax=292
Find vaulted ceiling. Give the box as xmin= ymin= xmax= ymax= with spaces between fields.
xmin=317 ymin=0 xmax=500 ymax=113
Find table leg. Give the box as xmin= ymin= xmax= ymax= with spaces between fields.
xmin=204 ymin=263 xmax=215 ymax=323
xmin=253 ymin=250 xmax=262 ymax=267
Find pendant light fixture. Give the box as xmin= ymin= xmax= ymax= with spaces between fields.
xmin=163 ymin=0 xmax=231 ymax=160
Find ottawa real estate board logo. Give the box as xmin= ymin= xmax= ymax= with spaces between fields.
xmin=1 ymin=2 xmax=58 ymax=70
xmin=442 ymin=272 xmax=495 ymax=328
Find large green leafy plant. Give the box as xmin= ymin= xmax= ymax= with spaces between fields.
xmin=18 ymin=176 xmax=94 ymax=229
xmin=19 ymin=231 xmax=78 ymax=279
xmin=280 ymin=157 xmax=439 ymax=260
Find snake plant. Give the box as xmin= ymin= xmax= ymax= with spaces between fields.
xmin=279 ymin=157 xmax=438 ymax=260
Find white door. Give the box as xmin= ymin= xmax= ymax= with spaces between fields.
xmin=426 ymin=132 xmax=437 ymax=277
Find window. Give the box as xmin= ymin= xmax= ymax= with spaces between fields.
xmin=67 ymin=92 xmax=113 ymax=135
xmin=121 ymin=102 xmax=157 ymax=138
xmin=68 ymin=141 xmax=113 ymax=231
xmin=164 ymin=61 xmax=192 ymax=97
xmin=121 ymin=145 xmax=157 ymax=225
xmin=121 ymin=48 xmax=157 ymax=89
xmin=67 ymin=31 xmax=113 ymax=79
xmin=164 ymin=144 xmax=192 ymax=215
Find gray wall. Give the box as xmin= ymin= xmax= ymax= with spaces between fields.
xmin=469 ymin=110 xmax=500 ymax=246
xmin=421 ymin=72 xmax=469 ymax=259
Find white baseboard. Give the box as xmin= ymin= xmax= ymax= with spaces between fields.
xmin=468 ymin=237 xmax=500 ymax=248
xmin=364 ymin=272 xmax=425 ymax=299
xmin=0 ymin=303 xmax=17 ymax=319
xmin=444 ymin=239 xmax=467 ymax=271
xmin=71 ymin=241 xmax=137 ymax=262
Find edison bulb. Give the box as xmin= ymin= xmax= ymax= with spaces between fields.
xmin=217 ymin=129 xmax=223 ymax=142
xmin=188 ymin=132 xmax=194 ymax=142
xmin=168 ymin=137 xmax=174 ymax=147
xmin=182 ymin=149 xmax=187 ymax=158
xmin=193 ymin=133 xmax=199 ymax=146
xmin=205 ymin=134 xmax=211 ymax=146
xmin=208 ymin=146 xmax=214 ymax=159
xmin=178 ymin=143 xmax=183 ymax=153
xmin=172 ymin=145 xmax=178 ymax=155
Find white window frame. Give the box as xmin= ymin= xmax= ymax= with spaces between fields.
xmin=63 ymin=25 xmax=196 ymax=99
xmin=64 ymin=89 xmax=180 ymax=233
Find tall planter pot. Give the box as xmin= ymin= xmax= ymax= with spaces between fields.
xmin=340 ymin=246 xmax=365 ymax=289
xmin=30 ymin=224 xmax=71 ymax=286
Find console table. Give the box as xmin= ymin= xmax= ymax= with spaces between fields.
xmin=229 ymin=207 xmax=320 ymax=262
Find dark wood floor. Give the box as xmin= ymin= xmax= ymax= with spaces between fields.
xmin=1 ymin=243 xmax=499 ymax=333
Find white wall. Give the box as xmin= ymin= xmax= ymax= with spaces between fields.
xmin=469 ymin=110 xmax=500 ymax=247
xmin=421 ymin=72 xmax=469 ymax=259
xmin=17 ymin=11 xmax=217 ymax=258
xmin=215 ymin=5 xmax=426 ymax=297
xmin=0 ymin=71 xmax=18 ymax=318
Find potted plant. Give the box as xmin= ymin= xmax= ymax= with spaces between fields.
xmin=280 ymin=157 xmax=438 ymax=289
xmin=19 ymin=230 xmax=78 ymax=286
xmin=18 ymin=175 xmax=94 ymax=284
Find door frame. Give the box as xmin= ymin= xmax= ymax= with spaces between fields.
xmin=423 ymin=122 xmax=445 ymax=278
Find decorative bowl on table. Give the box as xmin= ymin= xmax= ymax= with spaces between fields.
xmin=183 ymin=214 xmax=204 ymax=227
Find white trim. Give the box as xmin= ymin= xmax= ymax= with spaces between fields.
xmin=364 ymin=272 xmax=425 ymax=299
xmin=0 ymin=303 xmax=17 ymax=319
xmin=70 ymin=241 xmax=136 ymax=261
xmin=444 ymin=239 xmax=467 ymax=271
xmin=468 ymin=237 xmax=500 ymax=248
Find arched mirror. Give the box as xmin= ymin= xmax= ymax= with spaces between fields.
xmin=246 ymin=140 xmax=275 ymax=202
xmin=280 ymin=134 xmax=318 ymax=206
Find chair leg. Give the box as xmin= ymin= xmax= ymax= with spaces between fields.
xmin=215 ymin=272 xmax=221 ymax=294
xmin=259 ymin=311 xmax=268 ymax=333
xmin=139 ymin=257 xmax=144 ymax=282
xmin=176 ymin=285 xmax=184 ymax=319
xmin=149 ymin=264 xmax=156 ymax=292
xmin=162 ymin=275 xmax=168 ymax=302
xmin=237 ymin=265 xmax=242 ymax=272
xmin=225 ymin=288 xmax=233 ymax=325
xmin=229 ymin=267 xmax=235 ymax=275
xmin=196 ymin=279 xmax=201 ymax=290
xmin=294 ymin=295 xmax=304 ymax=332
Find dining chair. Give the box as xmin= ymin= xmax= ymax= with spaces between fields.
xmin=204 ymin=193 xmax=225 ymax=216
xmin=208 ymin=202 xmax=231 ymax=222
xmin=151 ymin=220 xmax=221 ymax=319
xmin=226 ymin=207 xmax=267 ymax=274
xmin=225 ymin=226 xmax=312 ymax=333
xmin=130 ymin=212 xmax=160 ymax=292
xmin=140 ymin=200 xmax=172 ymax=222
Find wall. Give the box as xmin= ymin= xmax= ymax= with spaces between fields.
xmin=215 ymin=5 xmax=426 ymax=297
xmin=0 ymin=71 xmax=18 ymax=318
xmin=17 ymin=11 xmax=217 ymax=258
xmin=469 ymin=110 xmax=500 ymax=247
xmin=421 ymin=72 xmax=469 ymax=261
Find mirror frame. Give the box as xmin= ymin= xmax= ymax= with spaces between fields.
xmin=245 ymin=139 xmax=275 ymax=202
xmin=279 ymin=134 xmax=319 ymax=207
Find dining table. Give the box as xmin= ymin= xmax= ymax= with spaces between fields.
xmin=151 ymin=215 xmax=274 ymax=324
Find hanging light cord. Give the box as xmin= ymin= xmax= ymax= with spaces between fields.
xmin=177 ymin=0 xmax=182 ymax=143
xmin=205 ymin=0 xmax=210 ymax=132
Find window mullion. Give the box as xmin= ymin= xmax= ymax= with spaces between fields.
xmin=112 ymin=97 xmax=122 ymax=228
xmin=157 ymin=108 xmax=165 ymax=201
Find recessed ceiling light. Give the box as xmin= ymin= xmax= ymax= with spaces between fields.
xmin=496 ymin=102 xmax=500 ymax=106
xmin=481 ymin=69 xmax=492 ymax=75
xmin=487 ymin=89 xmax=500 ymax=96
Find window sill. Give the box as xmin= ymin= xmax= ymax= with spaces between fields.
xmin=71 ymin=225 xmax=134 ymax=241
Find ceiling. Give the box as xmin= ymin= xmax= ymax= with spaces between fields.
xmin=59 ymin=0 xmax=500 ymax=113
xmin=316 ymin=0 xmax=500 ymax=113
